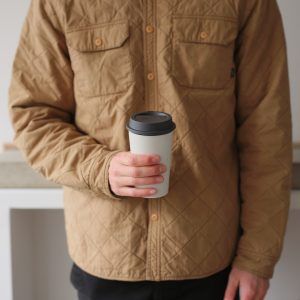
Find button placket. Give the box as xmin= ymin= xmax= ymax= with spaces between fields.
xmin=144 ymin=0 xmax=160 ymax=282
xmin=143 ymin=3 xmax=156 ymax=112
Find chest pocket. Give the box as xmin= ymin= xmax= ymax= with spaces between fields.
xmin=66 ymin=20 xmax=133 ymax=97
xmin=171 ymin=17 xmax=238 ymax=90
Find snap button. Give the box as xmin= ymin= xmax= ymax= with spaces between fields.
xmin=200 ymin=31 xmax=208 ymax=39
xmin=94 ymin=37 xmax=103 ymax=46
xmin=145 ymin=24 xmax=154 ymax=33
xmin=147 ymin=72 xmax=155 ymax=80
xmin=151 ymin=213 xmax=158 ymax=221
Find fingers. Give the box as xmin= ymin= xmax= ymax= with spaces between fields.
xmin=119 ymin=152 xmax=161 ymax=166
xmin=115 ymin=174 xmax=164 ymax=187
xmin=114 ymin=185 xmax=157 ymax=198
xmin=256 ymin=280 xmax=270 ymax=300
xmin=239 ymin=277 xmax=259 ymax=300
xmin=223 ymin=267 xmax=270 ymax=300
xmin=224 ymin=274 xmax=239 ymax=300
xmin=109 ymin=151 xmax=166 ymax=198
xmin=116 ymin=162 xmax=166 ymax=178
xmin=115 ymin=152 xmax=166 ymax=177
xmin=238 ymin=277 xmax=269 ymax=300
xmin=109 ymin=174 xmax=165 ymax=198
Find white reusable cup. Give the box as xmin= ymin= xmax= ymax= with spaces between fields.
xmin=126 ymin=111 xmax=176 ymax=198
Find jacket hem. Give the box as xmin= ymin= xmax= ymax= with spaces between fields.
xmin=69 ymin=253 xmax=233 ymax=282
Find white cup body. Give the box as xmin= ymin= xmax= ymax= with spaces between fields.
xmin=128 ymin=130 xmax=174 ymax=198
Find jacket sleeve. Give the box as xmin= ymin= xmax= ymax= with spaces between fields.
xmin=231 ymin=0 xmax=293 ymax=279
xmin=8 ymin=0 xmax=123 ymax=201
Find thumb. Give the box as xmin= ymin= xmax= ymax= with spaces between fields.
xmin=223 ymin=275 xmax=239 ymax=300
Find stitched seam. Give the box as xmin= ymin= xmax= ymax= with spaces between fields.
xmin=172 ymin=15 xmax=237 ymax=22
xmin=234 ymin=249 xmax=277 ymax=263
xmin=87 ymin=152 xmax=103 ymax=191
xmin=65 ymin=19 xmax=129 ymax=33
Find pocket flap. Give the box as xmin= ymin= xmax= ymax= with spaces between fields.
xmin=66 ymin=20 xmax=130 ymax=52
xmin=172 ymin=17 xmax=238 ymax=46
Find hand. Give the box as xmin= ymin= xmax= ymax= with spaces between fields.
xmin=108 ymin=151 xmax=166 ymax=197
xmin=224 ymin=266 xmax=270 ymax=300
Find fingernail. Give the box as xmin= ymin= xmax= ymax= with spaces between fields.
xmin=160 ymin=165 xmax=166 ymax=172
xmin=152 ymin=156 xmax=160 ymax=163
xmin=156 ymin=176 xmax=164 ymax=183
xmin=150 ymin=189 xmax=156 ymax=194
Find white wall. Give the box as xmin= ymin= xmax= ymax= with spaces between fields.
xmin=279 ymin=0 xmax=300 ymax=143
xmin=266 ymin=208 xmax=300 ymax=300
xmin=0 ymin=0 xmax=30 ymax=146
xmin=0 ymin=0 xmax=299 ymax=145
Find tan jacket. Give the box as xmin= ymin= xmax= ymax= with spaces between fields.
xmin=8 ymin=0 xmax=293 ymax=281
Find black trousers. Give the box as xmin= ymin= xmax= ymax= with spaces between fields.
xmin=76 ymin=264 xmax=240 ymax=300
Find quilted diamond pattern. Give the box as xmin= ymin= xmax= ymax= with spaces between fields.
xmin=8 ymin=0 xmax=293 ymax=282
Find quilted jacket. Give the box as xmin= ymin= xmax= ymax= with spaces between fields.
xmin=8 ymin=0 xmax=293 ymax=281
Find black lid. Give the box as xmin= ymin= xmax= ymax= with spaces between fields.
xmin=126 ymin=111 xmax=176 ymax=136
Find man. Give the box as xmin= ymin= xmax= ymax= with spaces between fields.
xmin=8 ymin=0 xmax=293 ymax=299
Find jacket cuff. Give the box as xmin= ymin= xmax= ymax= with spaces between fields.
xmin=102 ymin=149 xmax=124 ymax=200
xmin=89 ymin=149 xmax=124 ymax=200
xmin=231 ymin=248 xmax=277 ymax=279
